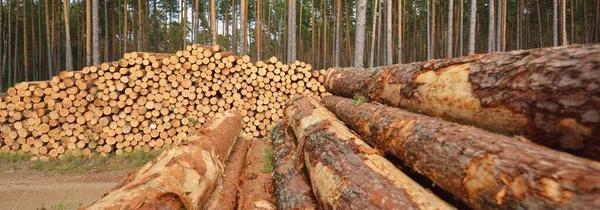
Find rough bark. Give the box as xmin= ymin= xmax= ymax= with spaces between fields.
xmin=93 ymin=0 xmax=100 ymax=65
xmin=86 ymin=0 xmax=92 ymax=66
xmin=287 ymin=0 xmax=297 ymax=63
xmin=325 ymin=44 xmax=600 ymax=160
xmin=562 ymin=0 xmax=568 ymax=46
xmin=241 ymin=0 xmax=248 ymax=55
xmin=468 ymin=0 xmax=476 ymax=54
xmin=237 ymin=138 xmax=276 ymax=210
xmin=334 ymin=0 xmax=342 ymax=67
xmin=210 ymin=0 xmax=217 ymax=45
xmin=271 ymin=122 xmax=317 ymax=210
xmin=447 ymin=0 xmax=454 ymax=58
xmin=488 ymin=0 xmax=495 ymax=52
xmin=86 ymin=111 xmax=242 ymax=210
xmin=354 ymin=0 xmax=367 ymax=67
xmin=283 ymin=96 xmax=455 ymax=210
xmin=369 ymin=0 xmax=379 ymax=68
xmin=63 ymin=0 xmax=73 ymax=71
xmin=204 ymin=137 xmax=250 ymax=210
xmin=398 ymin=0 xmax=403 ymax=63
xmin=256 ymin=0 xmax=261 ymax=60
xmin=323 ymin=95 xmax=600 ymax=210
xmin=23 ymin=0 xmax=28 ymax=81
xmin=386 ymin=0 xmax=393 ymax=65
xmin=554 ymin=0 xmax=559 ymax=46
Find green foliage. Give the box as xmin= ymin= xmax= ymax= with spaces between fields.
xmin=353 ymin=93 xmax=369 ymax=106
xmin=262 ymin=146 xmax=275 ymax=173
xmin=0 ymin=152 xmax=32 ymax=163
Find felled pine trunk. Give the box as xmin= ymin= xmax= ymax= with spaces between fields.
xmin=237 ymin=138 xmax=277 ymax=210
xmin=324 ymin=44 xmax=600 ymax=160
xmin=271 ymin=122 xmax=317 ymax=210
xmin=86 ymin=111 xmax=242 ymax=210
xmin=322 ymin=95 xmax=600 ymax=210
xmin=284 ymin=96 xmax=455 ymax=210
xmin=204 ymin=137 xmax=250 ymax=210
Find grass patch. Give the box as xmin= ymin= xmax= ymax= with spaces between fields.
xmin=0 ymin=149 xmax=163 ymax=173
xmin=37 ymin=201 xmax=83 ymax=210
xmin=353 ymin=93 xmax=369 ymax=106
xmin=262 ymin=146 xmax=275 ymax=173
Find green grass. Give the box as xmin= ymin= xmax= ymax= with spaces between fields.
xmin=37 ymin=201 xmax=83 ymax=210
xmin=353 ymin=93 xmax=369 ymax=106
xmin=262 ymin=146 xmax=275 ymax=173
xmin=0 ymin=149 xmax=163 ymax=173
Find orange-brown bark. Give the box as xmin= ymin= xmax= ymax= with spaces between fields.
xmin=325 ymin=44 xmax=600 ymax=160
xmin=237 ymin=138 xmax=276 ymax=210
xmin=284 ymin=96 xmax=455 ymax=210
xmin=323 ymin=95 xmax=600 ymax=210
xmin=86 ymin=111 xmax=242 ymax=210
xmin=271 ymin=122 xmax=317 ymax=210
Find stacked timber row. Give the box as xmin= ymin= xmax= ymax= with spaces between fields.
xmin=325 ymin=43 xmax=600 ymax=161
xmin=0 ymin=44 xmax=328 ymax=160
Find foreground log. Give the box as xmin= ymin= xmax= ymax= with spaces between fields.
xmin=325 ymin=44 xmax=600 ymax=159
xmin=237 ymin=138 xmax=276 ymax=210
xmin=322 ymin=95 xmax=600 ymax=210
xmin=284 ymin=96 xmax=454 ymax=210
xmin=86 ymin=111 xmax=242 ymax=210
xmin=204 ymin=137 xmax=250 ymax=210
xmin=271 ymin=122 xmax=317 ymax=210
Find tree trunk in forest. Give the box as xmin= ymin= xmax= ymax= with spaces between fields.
xmin=137 ymin=0 xmax=143 ymax=51
xmin=271 ymin=123 xmax=317 ymax=210
xmin=284 ymin=96 xmax=454 ymax=209
xmin=105 ymin=0 xmax=109 ymax=61
xmin=562 ymin=0 xmax=568 ymax=45
xmin=287 ymin=0 xmax=297 ymax=63
xmin=324 ymin=43 xmax=600 ymax=160
xmin=496 ymin=0 xmax=502 ymax=51
xmin=182 ymin=0 xmax=187 ymax=49
xmin=354 ymin=0 xmax=367 ymax=67
xmin=322 ymin=95 xmax=600 ymax=210
xmin=312 ymin=0 xmax=316 ymax=66
xmin=427 ymin=0 xmax=432 ymax=59
xmin=447 ymin=0 xmax=454 ymax=58
xmin=369 ymin=0 xmax=378 ymax=68
xmin=431 ymin=0 xmax=436 ymax=58
xmin=256 ymin=0 xmax=262 ymax=60
xmin=237 ymin=138 xmax=276 ymax=210
xmin=397 ymin=0 xmax=402 ymax=63
xmin=86 ymin=0 xmax=92 ymax=66
xmin=468 ymin=0 xmax=476 ymax=54
xmin=241 ymin=0 xmax=247 ymax=55
xmin=386 ymin=0 xmax=392 ymax=65
xmin=124 ymin=1 xmax=128 ymax=53
xmin=459 ymin=0 xmax=464 ymax=56
xmin=63 ymin=0 xmax=73 ymax=70
xmin=554 ymin=0 xmax=559 ymax=46
xmin=232 ymin=0 xmax=237 ymax=53
xmin=23 ymin=0 xmax=29 ymax=81
xmin=7 ymin=0 xmax=12 ymax=85
xmin=488 ymin=0 xmax=495 ymax=52
xmin=0 ymin=0 xmax=3 ymax=90
xmin=210 ymin=0 xmax=217 ymax=45
xmin=93 ymin=0 xmax=100 ymax=65
xmin=334 ymin=0 xmax=342 ymax=67
xmin=13 ymin=0 xmax=19 ymax=84
xmin=204 ymin=137 xmax=250 ymax=210
xmin=87 ymin=111 xmax=242 ymax=210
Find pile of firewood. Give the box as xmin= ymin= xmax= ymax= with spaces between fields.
xmin=0 ymin=44 xmax=328 ymax=160
xmin=87 ymin=44 xmax=600 ymax=210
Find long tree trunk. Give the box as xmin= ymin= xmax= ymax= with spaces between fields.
xmin=397 ymin=0 xmax=402 ymax=63
xmin=137 ymin=0 xmax=143 ymax=51
xmin=488 ymin=0 xmax=495 ymax=52
xmin=271 ymin=123 xmax=317 ymax=210
xmin=182 ymin=0 xmax=187 ymax=49
xmin=324 ymin=43 xmax=600 ymax=160
xmin=496 ymin=0 xmax=502 ymax=50
xmin=123 ymin=0 xmax=128 ymax=53
xmin=468 ymin=0 xmax=476 ymax=54
xmin=13 ymin=0 xmax=18 ymax=84
xmin=287 ymin=0 xmax=297 ymax=63
xmin=232 ymin=0 xmax=237 ymax=53
xmin=241 ymin=0 xmax=247 ymax=54
xmin=0 ymin=0 xmax=3 ymax=90
xmin=385 ymin=0 xmax=392 ymax=65
xmin=459 ymin=0 xmax=464 ymax=56
xmin=7 ymin=0 xmax=12 ymax=86
xmin=322 ymin=95 xmax=600 ymax=210
xmin=105 ymin=0 xmax=109 ymax=61
xmin=23 ymin=0 xmax=28 ymax=81
xmin=354 ymin=0 xmax=367 ymax=67
xmin=87 ymin=111 xmax=242 ymax=210
xmin=63 ymin=0 xmax=73 ymax=70
xmin=93 ymin=0 xmax=99 ymax=65
xmin=86 ymin=0 xmax=92 ymax=66
xmin=284 ymin=96 xmax=454 ymax=209
xmin=237 ymin=138 xmax=276 ymax=210
xmin=334 ymin=0 xmax=342 ymax=67
xmin=562 ymin=0 xmax=568 ymax=45
xmin=210 ymin=0 xmax=217 ymax=45
xmin=369 ymin=0 xmax=379 ymax=68
xmin=255 ymin=0 xmax=261 ymax=60
xmin=447 ymin=0 xmax=454 ymax=57
xmin=553 ymin=0 xmax=559 ymax=46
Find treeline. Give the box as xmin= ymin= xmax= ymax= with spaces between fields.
xmin=0 ymin=0 xmax=599 ymax=91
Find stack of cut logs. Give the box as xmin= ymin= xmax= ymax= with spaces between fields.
xmin=0 ymin=44 xmax=328 ymax=160
xmin=88 ymin=44 xmax=600 ymax=210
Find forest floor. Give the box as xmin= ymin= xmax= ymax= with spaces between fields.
xmin=0 ymin=151 xmax=162 ymax=209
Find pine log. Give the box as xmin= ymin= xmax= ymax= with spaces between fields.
xmin=86 ymin=111 xmax=242 ymax=210
xmin=324 ymin=44 xmax=600 ymax=159
xmin=271 ymin=122 xmax=317 ymax=210
xmin=322 ymin=95 xmax=600 ymax=210
xmin=284 ymin=96 xmax=454 ymax=210
xmin=237 ymin=138 xmax=277 ymax=210
xmin=204 ymin=137 xmax=250 ymax=210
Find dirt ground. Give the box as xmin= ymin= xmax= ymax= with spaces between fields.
xmin=0 ymin=169 xmax=132 ymax=210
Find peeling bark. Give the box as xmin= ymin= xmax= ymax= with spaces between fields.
xmin=237 ymin=138 xmax=276 ymax=210
xmin=325 ymin=44 xmax=600 ymax=160
xmin=86 ymin=111 xmax=242 ymax=210
xmin=204 ymin=137 xmax=250 ymax=210
xmin=284 ymin=96 xmax=455 ymax=210
xmin=271 ymin=122 xmax=317 ymax=210
xmin=323 ymin=95 xmax=600 ymax=210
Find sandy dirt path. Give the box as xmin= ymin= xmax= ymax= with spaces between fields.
xmin=0 ymin=170 xmax=131 ymax=210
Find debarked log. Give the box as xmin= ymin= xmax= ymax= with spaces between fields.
xmin=272 ymin=122 xmax=317 ymax=210
xmin=237 ymin=138 xmax=277 ymax=210
xmin=284 ymin=96 xmax=455 ymax=210
xmin=86 ymin=110 xmax=242 ymax=210
xmin=324 ymin=44 xmax=600 ymax=160
xmin=322 ymin=95 xmax=600 ymax=210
